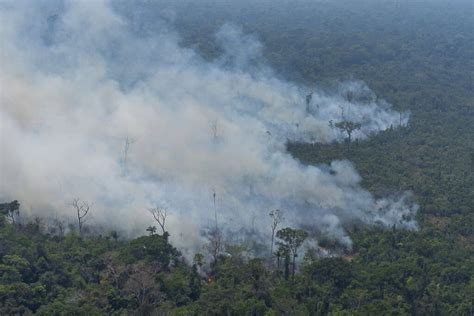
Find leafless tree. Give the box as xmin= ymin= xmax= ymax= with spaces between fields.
xmin=305 ymin=91 xmax=313 ymax=113
xmin=251 ymin=211 xmax=257 ymax=234
xmin=148 ymin=206 xmax=167 ymax=235
xmin=346 ymin=91 xmax=354 ymax=103
xmin=212 ymin=189 xmax=218 ymax=230
xmin=54 ymin=215 xmax=65 ymax=237
xmin=101 ymin=252 xmax=126 ymax=288
xmin=269 ymin=209 xmax=284 ymax=258
xmin=122 ymin=135 xmax=136 ymax=174
xmin=210 ymin=119 xmax=218 ymax=141
xmin=34 ymin=216 xmax=45 ymax=233
xmin=339 ymin=104 xmax=345 ymax=120
xmin=71 ymin=198 xmax=91 ymax=236
xmin=206 ymin=227 xmax=224 ymax=268
xmin=123 ymin=261 xmax=162 ymax=309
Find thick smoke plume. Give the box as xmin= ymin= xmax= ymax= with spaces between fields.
xmin=0 ymin=1 xmax=417 ymax=254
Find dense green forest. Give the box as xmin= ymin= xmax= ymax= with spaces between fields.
xmin=1 ymin=0 xmax=473 ymax=315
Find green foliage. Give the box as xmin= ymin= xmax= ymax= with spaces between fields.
xmin=0 ymin=208 xmax=472 ymax=314
xmin=1 ymin=1 xmax=473 ymax=314
xmin=120 ymin=233 xmax=178 ymax=268
xmin=277 ymin=227 xmax=309 ymax=277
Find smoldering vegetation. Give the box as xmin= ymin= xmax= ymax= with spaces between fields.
xmin=0 ymin=0 xmax=417 ymax=256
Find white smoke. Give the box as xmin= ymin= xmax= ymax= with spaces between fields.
xmin=0 ymin=1 xmax=417 ymax=253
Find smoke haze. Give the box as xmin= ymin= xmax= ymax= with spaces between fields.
xmin=0 ymin=0 xmax=417 ymax=254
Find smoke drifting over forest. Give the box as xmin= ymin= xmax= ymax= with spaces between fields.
xmin=0 ymin=1 xmax=417 ymax=254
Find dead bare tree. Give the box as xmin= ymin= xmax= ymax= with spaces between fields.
xmin=122 ymin=135 xmax=136 ymax=174
xmin=123 ymin=261 xmax=162 ymax=309
xmin=305 ymin=91 xmax=313 ymax=113
xmin=210 ymin=119 xmax=218 ymax=141
xmin=101 ymin=252 xmax=126 ymax=288
xmin=71 ymin=198 xmax=91 ymax=236
xmin=54 ymin=215 xmax=65 ymax=237
xmin=148 ymin=206 xmax=167 ymax=235
xmin=251 ymin=211 xmax=257 ymax=234
xmin=206 ymin=227 xmax=224 ymax=269
xmin=346 ymin=91 xmax=354 ymax=103
xmin=269 ymin=209 xmax=284 ymax=258
xmin=34 ymin=216 xmax=44 ymax=233
xmin=212 ymin=189 xmax=218 ymax=230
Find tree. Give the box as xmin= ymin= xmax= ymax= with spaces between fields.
xmin=146 ymin=226 xmax=157 ymax=236
xmin=210 ymin=119 xmax=218 ymax=141
xmin=100 ymin=252 xmax=126 ymax=288
xmin=71 ymin=198 xmax=91 ymax=236
xmin=53 ymin=215 xmax=65 ymax=237
xmin=305 ymin=92 xmax=313 ymax=113
xmin=0 ymin=200 xmax=20 ymax=224
xmin=212 ymin=189 xmax=218 ymax=230
xmin=276 ymin=227 xmax=308 ymax=276
xmin=148 ymin=206 xmax=167 ymax=235
xmin=206 ymin=227 xmax=224 ymax=271
xmin=275 ymin=245 xmax=290 ymax=279
xmin=121 ymin=135 xmax=136 ymax=175
xmin=109 ymin=230 xmax=119 ymax=242
xmin=193 ymin=253 xmax=205 ymax=274
xmin=269 ymin=209 xmax=284 ymax=258
xmin=334 ymin=120 xmax=361 ymax=153
xmin=123 ymin=261 xmax=162 ymax=311
xmin=275 ymin=248 xmax=284 ymax=272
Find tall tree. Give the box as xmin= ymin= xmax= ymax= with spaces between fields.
xmin=71 ymin=198 xmax=91 ymax=236
xmin=148 ymin=206 xmax=168 ymax=235
xmin=0 ymin=200 xmax=20 ymax=224
xmin=276 ymin=227 xmax=308 ymax=276
xmin=269 ymin=209 xmax=284 ymax=258
xmin=305 ymin=92 xmax=313 ymax=113
xmin=334 ymin=120 xmax=361 ymax=154
xmin=206 ymin=227 xmax=224 ymax=271
xmin=121 ymin=135 xmax=136 ymax=175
